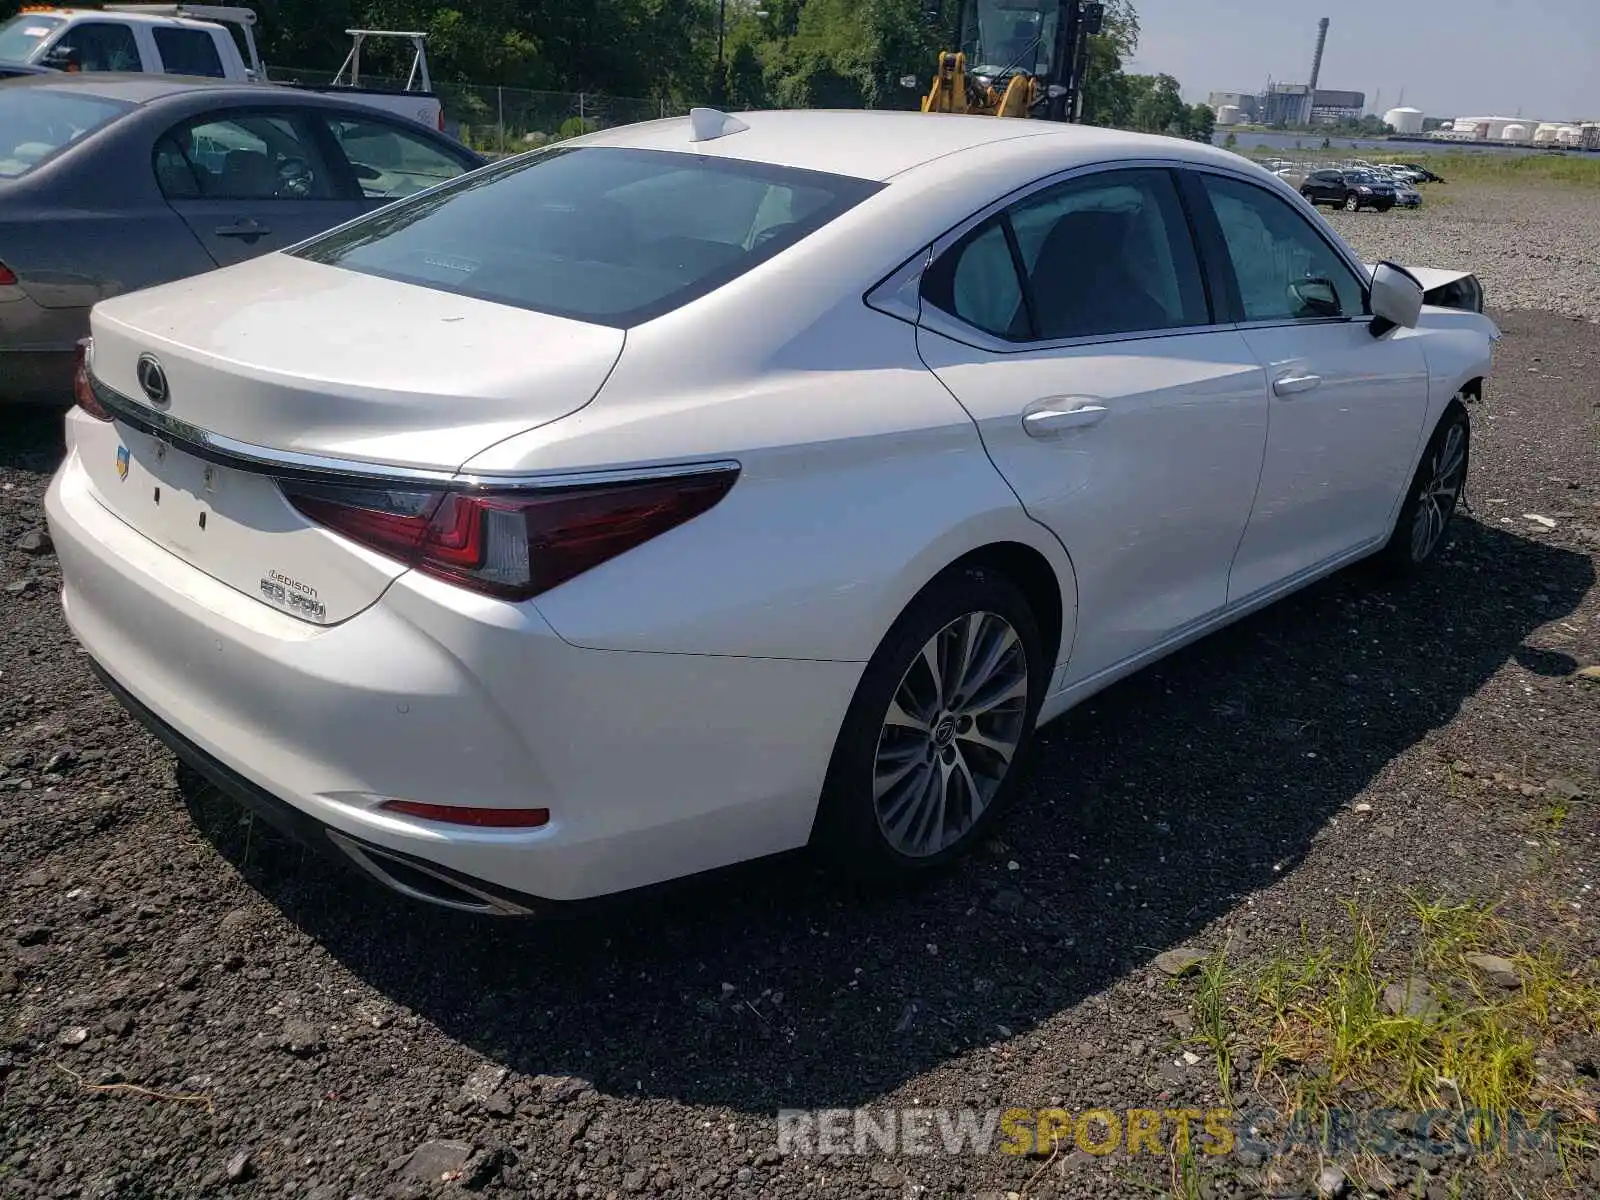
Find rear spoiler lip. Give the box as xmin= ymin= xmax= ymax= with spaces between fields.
xmin=87 ymin=371 xmax=739 ymax=493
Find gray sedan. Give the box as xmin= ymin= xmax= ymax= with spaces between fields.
xmin=1 ymin=73 xmax=485 ymax=404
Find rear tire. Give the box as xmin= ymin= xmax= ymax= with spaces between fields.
xmin=1376 ymin=401 xmax=1470 ymax=574
xmin=812 ymin=567 xmax=1046 ymax=881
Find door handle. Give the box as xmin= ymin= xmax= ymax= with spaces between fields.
xmin=1272 ymin=372 xmax=1322 ymax=397
xmin=215 ymin=219 xmax=271 ymax=239
xmin=1023 ymin=402 xmax=1109 ymax=437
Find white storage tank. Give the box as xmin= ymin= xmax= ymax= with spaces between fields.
xmin=1500 ymin=123 xmax=1529 ymax=142
xmin=1533 ymin=123 xmax=1562 ymax=144
xmin=1384 ymin=106 xmax=1424 ymax=134
xmin=1215 ymin=104 xmax=1243 ymax=126
xmin=1557 ymin=125 xmax=1582 ymax=147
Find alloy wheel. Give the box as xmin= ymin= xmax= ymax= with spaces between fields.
xmin=1410 ymin=419 xmax=1467 ymax=561
xmin=872 ymin=611 xmax=1029 ymax=858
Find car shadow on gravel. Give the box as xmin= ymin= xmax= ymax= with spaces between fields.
xmin=177 ymin=516 xmax=1592 ymax=1115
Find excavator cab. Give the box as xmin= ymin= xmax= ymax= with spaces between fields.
xmin=921 ymin=0 xmax=1102 ymax=121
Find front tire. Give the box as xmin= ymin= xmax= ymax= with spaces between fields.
xmin=813 ymin=567 xmax=1046 ymax=880
xmin=1377 ymin=402 xmax=1470 ymax=572
xmin=1344 ymin=193 xmax=1361 ymax=212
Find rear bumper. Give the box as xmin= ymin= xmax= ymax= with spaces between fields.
xmin=46 ymin=419 xmax=863 ymax=907
xmin=0 ymin=298 xmax=85 ymax=405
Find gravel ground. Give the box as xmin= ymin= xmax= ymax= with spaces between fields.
xmin=1325 ymin=182 xmax=1600 ymax=322
xmin=3 ymin=187 xmax=1598 ymax=1200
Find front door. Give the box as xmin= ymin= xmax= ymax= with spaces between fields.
xmin=1187 ymin=170 xmax=1431 ymax=602
xmin=154 ymin=110 xmax=361 ymax=267
xmin=915 ymin=167 xmax=1271 ymax=687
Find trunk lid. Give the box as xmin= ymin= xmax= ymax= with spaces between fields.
xmin=79 ymin=254 xmax=624 ymax=624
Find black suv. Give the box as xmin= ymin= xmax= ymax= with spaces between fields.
xmin=1300 ymin=169 xmax=1395 ymax=212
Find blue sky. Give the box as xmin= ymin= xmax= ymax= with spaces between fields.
xmin=1122 ymin=0 xmax=1599 ymax=122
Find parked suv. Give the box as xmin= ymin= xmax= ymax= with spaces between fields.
xmin=1300 ymin=169 xmax=1394 ymax=212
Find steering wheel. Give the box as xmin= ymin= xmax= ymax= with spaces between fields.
xmin=275 ymin=156 xmax=314 ymax=198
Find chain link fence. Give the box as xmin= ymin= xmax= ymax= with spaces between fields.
xmin=267 ymin=67 xmax=685 ymax=155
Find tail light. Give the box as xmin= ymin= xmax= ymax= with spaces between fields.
xmin=73 ymin=338 xmax=112 ymax=420
xmin=279 ymin=468 xmax=738 ymax=601
xmin=0 ymin=261 xmax=16 ymax=286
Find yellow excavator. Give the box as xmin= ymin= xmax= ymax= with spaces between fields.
xmin=920 ymin=0 xmax=1105 ymax=121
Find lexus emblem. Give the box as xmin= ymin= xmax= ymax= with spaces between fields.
xmin=136 ymin=353 xmax=169 ymax=407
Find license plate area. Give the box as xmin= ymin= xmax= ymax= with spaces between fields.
xmin=75 ymin=416 xmax=408 ymax=626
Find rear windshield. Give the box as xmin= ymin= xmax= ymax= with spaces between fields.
xmin=0 ymin=14 xmax=64 ymax=62
xmin=292 ymin=146 xmax=882 ymax=327
xmin=0 ymin=88 xmax=132 ymax=179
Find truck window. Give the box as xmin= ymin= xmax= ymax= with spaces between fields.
xmin=0 ymin=14 xmax=65 ymax=62
xmin=46 ymin=22 xmax=142 ymax=72
xmin=153 ymin=27 xmax=225 ymax=78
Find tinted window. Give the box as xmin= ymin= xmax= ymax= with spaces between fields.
xmin=925 ymin=168 xmax=1208 ymax=341
xmin=48 ymin=21 xmax=140 ymax=71
xmin=936 ymin=219 xmax=1026 ymax=338
xmin=153 ymin=27 xmax=225 ymax=77
xmin=0 ymin=13 xmax=64 ymax=61
xmin=1199 ymin=173 xmax=1366 ymax=322
xmin=324 ymin=116 xmax=471 ymax=199
xmin=292 ymin=146 xmax=881 ymax=327
xmin=154 ymin=113 xmax=337 ymax=200
xmin=0 ymin=88 xmax=132 ymax=179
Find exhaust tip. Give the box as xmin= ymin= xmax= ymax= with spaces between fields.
xmin=324 ymin=829 xmax=533 ymax=916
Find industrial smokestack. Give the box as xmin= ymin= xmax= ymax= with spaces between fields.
xmin=1304 ymin=17 xmax=1330 ymax=124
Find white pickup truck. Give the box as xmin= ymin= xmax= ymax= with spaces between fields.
xmin=0 ymin=4 xmax=445 ymax=130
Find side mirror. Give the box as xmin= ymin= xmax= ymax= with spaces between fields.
xmin=1369 ymin=261 xmax=1423 ymax=337
xmin=1288 ymin=277 xmax=1341 ymax=319
xmin=42 ymin=44 xmax=81 ymax=70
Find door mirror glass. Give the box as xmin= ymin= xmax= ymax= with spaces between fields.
xmin=1287 ymin=277 xmax=1341 ymax=319
xmin=1369 ymin=261 xmax=1423 ymax=335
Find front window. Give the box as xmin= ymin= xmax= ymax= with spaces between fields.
xmin=0 ymin=13 xmax=63 ymax=63
xmin=961 ymin=0 xmax=1059 ymax=79
xmin=0 ymin=88 xmax=132 ymax=179
xmin=292 ymin=146 xmax=881 ymax=327
xmin=1198 ymin=173 xmax=1366 ymax=323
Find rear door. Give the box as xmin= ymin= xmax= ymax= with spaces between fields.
xmin=153 ymin=109 xmax=362 ymax=267
xmin=1184 ymin=169 xmax=1430 ymax=601
xmin=914 ymin=166 xmax=1271 ymax=687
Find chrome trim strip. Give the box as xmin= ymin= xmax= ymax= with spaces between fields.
xmin=90 ymin=374 xmax=741 ymax=491
xmin=901 ymin=154 xmax=1376 ymax=350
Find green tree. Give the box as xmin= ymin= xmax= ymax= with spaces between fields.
xmin=1185 ymin=101 xmax=1215 ymax=143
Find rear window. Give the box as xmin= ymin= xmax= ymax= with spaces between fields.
xmin=153 ymin=26 xmax=225 ymax=77
xmin=0 ymin=13 xmax=64 ymax=62
xmin=0 ymin=88 xmax=132 ymax=179
xmin=291 ymin=146 xmax=882 ymax=327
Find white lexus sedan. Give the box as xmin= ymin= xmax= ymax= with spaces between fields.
xmin=45 ymin=109 xmax=1496 ymax=915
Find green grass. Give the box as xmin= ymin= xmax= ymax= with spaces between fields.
xmin=1185 ymin=895 xmax=1600 ymax=1162
xmin=1394 ymin=151 xmax=1600 ymax=186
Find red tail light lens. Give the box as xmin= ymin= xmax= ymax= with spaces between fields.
xmin=380 ymin=800 xmax=549 ymax=828
xmin=73 ymin=338 xmax=112 ymax=420
xmin=0 ymin=261 xmax=17 ymax=287
xmin=280 ymin=468 xmax=738 ymax=601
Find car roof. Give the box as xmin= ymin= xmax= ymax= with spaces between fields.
xmin=575 ymin=108 xmax=1241 ymax=183
xmin=1 ymin=71 xmax=298 ymax=105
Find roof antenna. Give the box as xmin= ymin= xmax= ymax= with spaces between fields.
xmin=688 ymin=107 xmax=750 ymax=143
